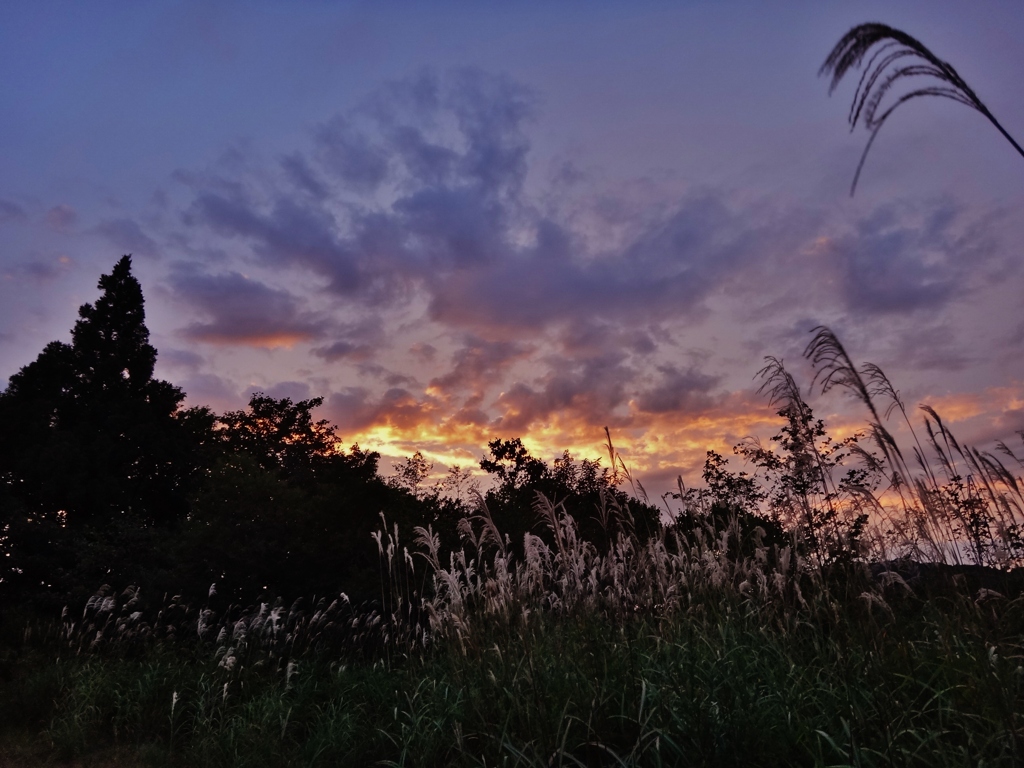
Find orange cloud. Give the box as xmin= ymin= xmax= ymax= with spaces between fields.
xmin=922 ymin=384 xmax=1024 ymax=425
xmin=190 ymin=331 xmax=317 ymax=349
xmin=338 ymin=381 xmax=792 ymax=496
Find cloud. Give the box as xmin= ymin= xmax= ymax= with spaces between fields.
xmin=44 ymin=204 xmax=78 ymax=233
xmin=0 ymin=199 xmax=26 ymax=223
xmin=260 ymin=380 xmax=312 ymax=402
xmin=159 ymin=347 xmax=205 ymax=370
xmin=93 ymin=218 xmax=160 ymax=256
xmin=178 ymin=69 xmax=817 ymax=341
xmin=185 ymin=189 xmax=364 ymax=295
xmin=635 ymin=364 xmax=720 ymax=414
xmin=409 ymin=342 xmax=436 ymax=362
xmin=157 ymin=68 xmax=1024 ymax=500
xmin=171 ymin=73 xmax=993 ymax=346
xmin=558 ymin=321 xmax=659 ymax=357
xmin=280 ymin=152 xmax=330 ymax=200
xmin=314 ymin=116 xmax=390 ymax=191
xmin=830 ymin=201 xmax=992 ymax=314
xmin=178 ymin=69 xmax=535 ymax=306
xmin=327 ymin=385 xmax=443 ymax=435
xmin=167 ymin=265 xmax=328 ymax=347
xmin=428 ymin=335 xmax=532 ymax=400
xmin=887 ymin=323 xmax=974 ymax=372
xmin=494 ymin=350 xmax=635 ymax=433
xmin=311 ymin=317 xmax=384 ymax=362
xmin=355 ymin=363 xmax=417 ymax=387
xmin=4 ymin=254 xmax=73 ymax=281
xmin=180 ymin=372 xmax=241 ymax=407
xmin=312 ymin=340 xmax=364 ymax=361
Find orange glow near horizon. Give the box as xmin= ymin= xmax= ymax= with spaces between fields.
xmin=336 ymin=386 xmax=795 ymax=492
xmin=329 ymin=379 xmax=1024 ymax=497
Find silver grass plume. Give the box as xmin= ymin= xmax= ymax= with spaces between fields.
xmin=821 ymin=22 xmax=1024 ymax=194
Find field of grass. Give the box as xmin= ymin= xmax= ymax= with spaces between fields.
xmin=2 ymin=575 xmax=1022 ymax=767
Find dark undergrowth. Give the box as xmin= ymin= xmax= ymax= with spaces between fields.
xmin=2 ymin=586 xmax=1022 ymax=768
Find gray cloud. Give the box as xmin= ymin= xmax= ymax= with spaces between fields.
xmin=44 ymin=204 xmax=77 ymax=233
xmin=423 ymin=194 xmax=786 ymax=331
xmin=635 ymin=364 xmax=720 ymax=414
xmin=429 ymin=335 xmax=531 ymax=399
xmin=315 ymin=116 xmax=390 ymax=192
xmin=180 ymin=372 xmax=240 ymax=405
xmin=167 ymin=265 xmax=328 ymax=346
xmin=0 ymin=200 xmax=26 ymax=223
xmin=355 ymin=363 xmax=418 ymax=387
xmin=326 ymin=385 xmax=436 ymax=435
xmin=409 ymin=342 xmax=437 ymax=362
xmin=311 ymin=317 xmax=384 ymax=362
xmin=159 ymin=348 xmax=205 ymax=370
xmin=260 ymin=380 xmax=312 ymax=402
xmin=5 ymin=255 xmax=73 ymax=281
xmin=163 ymin=69 xmax=1019 ymax=456
xmin=94 ymin=218 xmax=160 ymax=256
xmin=179 ymin=69 xmax=534 ymax=307
xmin=185 ymin=190 xmax=364 ymax=295
xmin=887 ymin=323 xmax=974 ymax=372
xmin=280 ymin=152 xmax=331 ymax=200
xmin=832 ymin=201 xmax=989 ymax=314
xmin=312 ymin=340 xmax=365 ymax=362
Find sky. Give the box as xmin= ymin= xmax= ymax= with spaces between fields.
xmin=1 ymin=1 xmax=1023 ymax=500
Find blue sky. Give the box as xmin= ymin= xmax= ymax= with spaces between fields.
xmin=2 ymin=1 xmax=1022 ymax=494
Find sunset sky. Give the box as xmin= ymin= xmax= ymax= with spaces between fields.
xmin=1 ymin=1 xmax=1022 ymax=499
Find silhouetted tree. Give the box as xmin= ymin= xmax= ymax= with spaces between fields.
xmin=0 ymin=255 xmax=207 ymax=526
xmin=0 ymin=256 xmax=213 ymax=603
xmin=479 ymin=438 xmax=661 ymax=554
xmin=218 ymin=394 xmax=367 ymax=481
xmin=180 ymin=393 xmax=432 ymax=600
xmin=667 ymin=450 xmax=789 ymax=561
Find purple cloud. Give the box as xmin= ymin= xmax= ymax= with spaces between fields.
xmin=44 ymin=204 xmax=77 ymax=233
xmin=831 ymin=201 xmax=994 ymax=314
xmin=311 ymin=317 xmax=384 ymax=362
xmin=94 ymin=218 xmax=160 ymax=256
xmin=167 ymin=265 xmax=329 ymax=347
xmin=0 ymin=200 xmax=26 ymax=223
xmin=635 ymin=364 xmax=720 ymax=414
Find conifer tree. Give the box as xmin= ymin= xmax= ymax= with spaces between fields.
xmin=0 ymin=256 xmax=205 ymax=528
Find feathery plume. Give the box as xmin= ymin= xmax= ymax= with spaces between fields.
xmin=821 ymin=22 xmax=1024 ymax=194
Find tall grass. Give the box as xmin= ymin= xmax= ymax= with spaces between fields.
xmin=5 ymin=577 xmax=1022 ymax=766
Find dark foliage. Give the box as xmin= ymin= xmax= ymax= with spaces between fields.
xmin=479 ymin=438 xmax=662 ymax=555
xmin=0 ymin=256 xmax=207 ymax=526
xmin=667 ymin=450 xmax=789 ymax=561
xmin=178 ymin=393 xmax=425 ymax=602
xmin=0 ymin=257 xmax=214 ymax=604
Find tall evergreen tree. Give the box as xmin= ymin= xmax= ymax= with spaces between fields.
xmin=0 ymin=256 xmax=206 ymax=528
xmin=70 ymin=255 xmax=159 ymax=400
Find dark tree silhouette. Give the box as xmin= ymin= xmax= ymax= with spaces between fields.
xmin=181 ymin=393 xmax=434 ymax=601
xmin=0 ymin=256 xmax=207 ymax=528
xmin=217 ymin=393 xmax=377 ymax=484
xmin=821 ymin=22 xmax=1024 ymax=194
xmin=479 ymin=438 xmax=661 ymax=554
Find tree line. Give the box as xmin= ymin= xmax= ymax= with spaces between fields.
xmin=0 ymin=256 xmax=663 ymax=609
